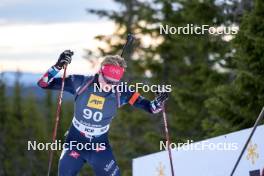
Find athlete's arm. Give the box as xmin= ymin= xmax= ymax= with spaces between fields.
xmin=120 ymin=91 xmax=168 ymax=114
xmin=37 ymin=66 xmax=85 ymax=94
xmin=37 ymin=50 xmax=85 ymax=95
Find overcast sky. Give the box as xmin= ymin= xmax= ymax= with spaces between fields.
xmin=0 ymin=0 xmax=118 ymax=74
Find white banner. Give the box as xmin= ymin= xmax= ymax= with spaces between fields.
xmin=133 ymin=125 xmax=264 ymax=176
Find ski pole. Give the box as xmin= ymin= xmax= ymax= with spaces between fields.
xmin=230 ymin=107 xmax=264 ymax=176
xmin=47 ymin=65 xmax=68 ymax=176
xmin=162 ymin=102 xmax=175 ymax=176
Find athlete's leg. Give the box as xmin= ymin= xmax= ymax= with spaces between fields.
xmin=58 ymin=148 xmax=85 ymax=176
xmin=90 ymin=143 xmax=121 ymax=176
xmin=58 ymin=125 xmax=88 ymax=176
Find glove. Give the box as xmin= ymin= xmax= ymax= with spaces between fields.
xmin=54 ymin=50 xmax=74 ymax=70
xmin=150 ymin=92 xmax=168 ymax=113
xmin=155 ymin=92 xmax=169 ymax=107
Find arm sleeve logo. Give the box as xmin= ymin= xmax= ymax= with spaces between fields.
xmin=87 ymin=94 xmax=105 ymax=110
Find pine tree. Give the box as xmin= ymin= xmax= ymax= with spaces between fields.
xmin=205 ymin=0 xmax=264 ymax=134
xmin=3 ymin=71 xmax=25 ymax=175
xmin=0 ymin=73 xmax=7 ymax=125
xmin=143 ymin=0 xmax=234 ymax=140
xmin=22 ymin=94 xmax=48 ymax=175
xmin=13 ymin=71 xmax=22 ymax=120
xmin=0 ymin=73 xmax=8 ymax=175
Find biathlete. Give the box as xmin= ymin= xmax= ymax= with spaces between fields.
xmin=38 ymin=50 xmax=168 ymax=176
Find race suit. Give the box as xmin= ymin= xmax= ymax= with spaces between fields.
xmin=38 ymin=66 xmax=162 ymax=176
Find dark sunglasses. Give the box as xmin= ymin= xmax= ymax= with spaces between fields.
xmin=101 ymin=72 xmax=120 ymax=85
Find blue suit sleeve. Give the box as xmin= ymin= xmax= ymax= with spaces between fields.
xmin=119 ymin=87 xmax=162 ymax=114
xmin=37 ymin=66 xmax=85 ymax=95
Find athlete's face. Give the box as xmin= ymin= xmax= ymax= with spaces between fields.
xmin=98 ymin=73 xmax=115 ymax=91
xmin=98 ymin=64 xmax=124 ymax=91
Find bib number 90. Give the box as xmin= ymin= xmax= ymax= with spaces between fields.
xmin=83 ymin=109 xmax=103 ymax=122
